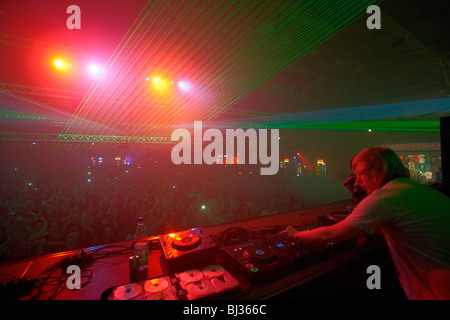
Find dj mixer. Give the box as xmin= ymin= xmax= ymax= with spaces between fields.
xmin=222 ymin=228 xmax=331 ymax=282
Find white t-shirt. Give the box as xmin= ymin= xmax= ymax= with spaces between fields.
xmin=346 ymin=178 xmax=450 ymax=300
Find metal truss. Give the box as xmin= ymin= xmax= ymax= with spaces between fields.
xmin=0 ymin=132 xmax=310 ymax=147
xmin=0 ymin=132 xmax=173 ymax=144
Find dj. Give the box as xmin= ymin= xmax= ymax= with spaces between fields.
xmin=283 ymin=147 xmax=450 ymax=300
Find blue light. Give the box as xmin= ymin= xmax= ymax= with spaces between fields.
xmin=254 ymin=98 xmax=450 ymax=125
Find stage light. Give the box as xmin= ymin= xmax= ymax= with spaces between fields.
xmin=52 ymin=58 xmax=71 ymax=71
xmin=54 ymin=60 xmax=63 ymax=68
xmin=88 ymin=64 xmax=105 ymax=76
xmin=151 ymin=76 xmax=168 ymax=92
xmin=178 ymin=81 xmax=191 ymax=91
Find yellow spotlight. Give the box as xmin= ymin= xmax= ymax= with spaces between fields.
xmin=52 ymin=57 xmax=71 ymax=71
xmin=152 ymin=76 xmax=168 ymax=92
xmin=54 ymin=60 xmax=64 ymax=68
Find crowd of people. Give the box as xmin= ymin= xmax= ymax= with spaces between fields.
xmin=0 ymin=146 xmax=350 ymax=262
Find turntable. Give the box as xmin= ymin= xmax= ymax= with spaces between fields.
xmin=172 ymin=233 xmax=201 ymax=251
xmin=223 ymin=228 xmax=331 ymax=283
xmin=159 ymin=227 xmax=218 ymax=273
xmin=223 ymin=240 xmax=293 ymax=282
xmin=242 ymin=245 xmax=276 ymax=262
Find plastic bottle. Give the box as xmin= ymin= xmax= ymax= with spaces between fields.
xmin=133 ymin=217 xmax=148 ymax=280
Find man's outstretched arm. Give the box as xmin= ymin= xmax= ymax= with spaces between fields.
xmin=284 ymin=219 xmax=365 ymax=245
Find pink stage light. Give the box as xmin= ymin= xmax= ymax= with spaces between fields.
xmin=88 ymin=64 xmax=105 ymax=76
xmin=178 ymin=81 xmax=191 ymax=91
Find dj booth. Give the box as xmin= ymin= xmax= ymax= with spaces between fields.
xmin=0 ymin=199 xmax=393 ymax=301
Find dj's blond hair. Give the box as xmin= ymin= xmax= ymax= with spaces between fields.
xmin=351 ymin=147 xmax=410 ymax=184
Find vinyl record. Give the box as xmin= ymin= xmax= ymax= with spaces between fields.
xmin=113 ymin=283 xmax=142 ymax=300
xmin=211 ymin=273 xmax=240 ymax=292
xmin=147 ymin=291 xmax=177 ymax=300
xmin=172 ymin=233 xmax=201 ymax=251
xmin=144 ymin=277 xmax=169 ymax=293
xmin=179 ymin=269 xmax=203 ymax=284
xmin=243 ymin=245 xmax=275 ymax=261
xmin=203 ymin=265 xmax=225 ymax=278
xmin=186 ymin=281 xmax=214 ymax=298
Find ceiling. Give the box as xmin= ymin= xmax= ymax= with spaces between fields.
xmin=0 ymin=0 xmax=449 ymax=148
